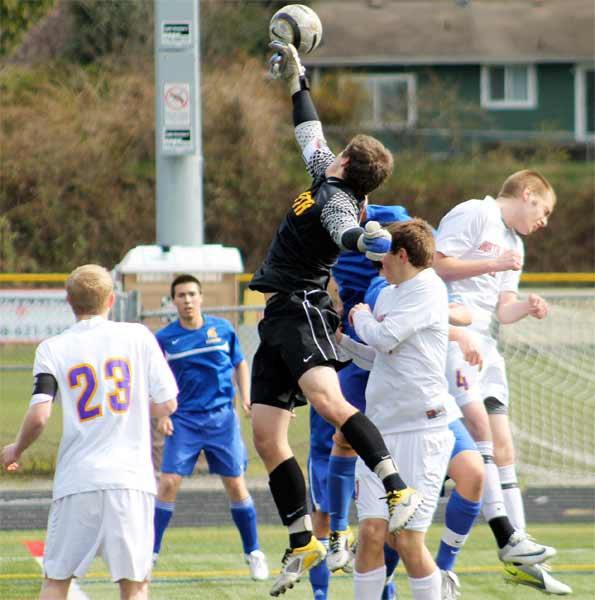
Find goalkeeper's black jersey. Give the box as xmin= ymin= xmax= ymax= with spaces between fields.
xmin=250 ymin=176 xmax=363 ymax=295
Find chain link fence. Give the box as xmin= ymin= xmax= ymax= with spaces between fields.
xmin=2 ymin=288 xmax=594 ymax=488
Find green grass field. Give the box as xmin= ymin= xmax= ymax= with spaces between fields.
xmin=0 ymin=523 xmax=593 ymax=599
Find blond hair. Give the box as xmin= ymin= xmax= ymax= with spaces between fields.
xmin=66 ymin=264 xmax=113 ymax=316
xmin=499 ymin=170 xmax=556 ymax=205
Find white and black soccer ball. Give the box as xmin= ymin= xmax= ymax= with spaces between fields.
xmin=269 ymin=4 xmax=323 ymax=54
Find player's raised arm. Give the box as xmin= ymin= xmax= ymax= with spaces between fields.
xmin=269 ymin=41 xmax=335 ymax=178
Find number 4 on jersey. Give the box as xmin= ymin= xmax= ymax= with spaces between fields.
xmin=456 ymin=369 xmax=469 ymax=391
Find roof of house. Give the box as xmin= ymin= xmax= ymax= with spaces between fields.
xmin=305 ymin=0 xmax=595 ymax=66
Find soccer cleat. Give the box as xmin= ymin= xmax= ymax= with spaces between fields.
xmin=498 ymin=531 xmax=556 ymax=566
xmin=381 ymin=577 xmax=397 ymax=600
xmin=326 ymin=527 xmax=355 ymax=573
xmin=503 ymin=563 xmax=572 ymax=595
xmin=151 ymin=552 xmax=159 ymax=569
xmin=440 ymin=569 xmax=461 ymax=599
xmin=245 ymin=549 xmax=270 ymax=581
xmin=385 ymin=487 xmax=424 ymax=534
xmin=269 ymin=536 xmax=326 ymax=597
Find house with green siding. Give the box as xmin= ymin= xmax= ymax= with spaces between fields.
xmin=306 ymin=0 xmax=594 ymax=150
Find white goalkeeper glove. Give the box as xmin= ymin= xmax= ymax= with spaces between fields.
xmin=357 ymin=221 xmax=392 ymax=261
xmin=268 ymin=41 xmax=306 ymax=95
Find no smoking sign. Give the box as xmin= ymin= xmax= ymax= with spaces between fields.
xmin=164 ymin=83 xmax=191 ymax=126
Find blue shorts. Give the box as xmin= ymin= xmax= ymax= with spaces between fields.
xmin=308 ymin=451 xmax=330 ymax=513
xmin=338 ymin=362 xmax=368 ymax=413
xmin=449 ymin=418 xmax=477 ymax=459
xmin=161 ymin=404 xmax=247 ymax=477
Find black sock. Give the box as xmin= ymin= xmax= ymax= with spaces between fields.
xmin=289 ymin=531 xmax=312 ymax=549
xmin=341 ymin=412 xmax=407 ymax=492
xmin=382 ymin=472 xmax=408 ymax=494
xmin=269 ymin=457 xmax=308 ymax=526
xmin=489 ymin=516 xmax=516 ymax=548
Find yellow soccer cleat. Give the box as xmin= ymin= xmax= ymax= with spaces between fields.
xmin=270 ymin=536 xmax=327 ymax=597
xmin=503 ymin=563 xmax=573 ymax=595
xmin=326 ymin=527 xmax=355 ymax=573
xmin=385 ymin=487 xmax=424 ymax=534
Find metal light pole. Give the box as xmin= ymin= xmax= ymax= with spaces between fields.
xmin=154 ymin=0 xmax=204 ymax=246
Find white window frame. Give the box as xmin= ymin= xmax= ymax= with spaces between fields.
xmin=574 ymin=63 xmax=595 ymax=142
xmin=343 ymin=73 xmax=417 ymax=128
xmin=480 ymin=64 xmax=537 ymax=109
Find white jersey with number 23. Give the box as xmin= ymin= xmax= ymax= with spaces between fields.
xmin=32 ymin=316 xmax=178 ymax=501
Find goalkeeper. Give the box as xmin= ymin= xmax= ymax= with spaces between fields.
xmin=249 ymin=42 xmax=422 ymax=597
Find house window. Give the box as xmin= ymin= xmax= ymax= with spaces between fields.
xmin=481 ymin=65 xmax=537 ymax=109
xmin=345 ymin=74 xmax=417 ymax=128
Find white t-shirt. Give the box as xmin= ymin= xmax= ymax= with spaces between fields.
xmin=350 ymin=268 xmax=453 ymax=434
xmin=435 ymin=196 xmax=524 ymax=336
xmin=32 ymin=317 xmax=178 ymax=501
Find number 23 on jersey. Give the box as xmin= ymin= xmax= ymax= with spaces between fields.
xmin=68 ymin=358 xmax=131 ymax=422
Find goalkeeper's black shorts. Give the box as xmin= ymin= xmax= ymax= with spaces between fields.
xmin=251 ymin=289 xmax=348 ymax=411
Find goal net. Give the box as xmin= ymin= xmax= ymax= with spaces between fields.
xmin=497 ymin=290 xmax=595 ymax=486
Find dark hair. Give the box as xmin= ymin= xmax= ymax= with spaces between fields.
xmin=386 ymin=218 xmax=435 ymax=268
xmin=342 ymin=134 xmax=394 ymax=198
xmin=170 ymin=274 xmax=201 ymax=299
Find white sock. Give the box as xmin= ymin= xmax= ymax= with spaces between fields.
xmin=354 ymin=565 xmax=386 ymax=600
xmin=499 ymin=464 xmax=526 ymax=531
xmin=476 ymin=441 xmax=507 ymax=522
xmin=408 ymin=568 xmax=442 ymax=600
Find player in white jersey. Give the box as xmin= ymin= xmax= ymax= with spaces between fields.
xmin=435 ymin=170 xmax=571 ymax=595
xmin=1 ymin=265 xmax=178 ymax=600
xmin=338 ymin=219 xmax=454 ymax=600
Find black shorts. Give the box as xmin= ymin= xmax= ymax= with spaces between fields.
xmin=251 ymin=290 xmax=347 ymax=411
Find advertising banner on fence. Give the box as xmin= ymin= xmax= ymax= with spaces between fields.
xmin=0 ymin=290 xmax=74 ymax=343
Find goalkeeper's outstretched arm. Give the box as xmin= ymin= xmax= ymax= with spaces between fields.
xmin=269 ymin=41 xmax=335 ymax=178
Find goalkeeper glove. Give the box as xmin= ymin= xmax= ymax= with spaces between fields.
xmin=267 ymin=41 xmax=307 ymax=95
xmin=357 ymin=221 xmax=391 ymax=261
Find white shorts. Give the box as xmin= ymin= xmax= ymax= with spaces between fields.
xmin=355 ymin=427 xmax=454 ymax=532
xmin=446 ymin=335 xmax=509 ymax=408
xmin=44 ymin=489 xmax=154 ymax=582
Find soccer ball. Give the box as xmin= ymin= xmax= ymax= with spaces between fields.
xmin=269 ymin=4 xmax=323 ymax=54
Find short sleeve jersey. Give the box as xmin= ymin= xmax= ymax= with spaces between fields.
xmin=435 ymin=196 xmax=525 ymax=336
xmin=354 ymin=268 xmax=452 ymax=434
xmin=33 ymin=317 xmax=178 ymax=501
xmin=156 ymin=315 xmax=244 ymax=414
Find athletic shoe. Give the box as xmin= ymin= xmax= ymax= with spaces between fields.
xmin=503 ymin=563 xmax=572 ymax=595
xmin=326 ymin=527 xmax=355 ymax=573
xmin=385 ymin=487 xmax=424 ymax=534
xmin=498 ymin=531 xmax=556 ymax=565
xmin=269 ymin=536 xmax=327 ymax=597
xmin=151 ymin=552 xmax=159 ymax=568
xmin=245 ymin=549 xmax=269 ymax=581
xmin=441 ymin=569 xmax=461 ymax=599
xmin=381 ymin=577 xmax=397 ymax=600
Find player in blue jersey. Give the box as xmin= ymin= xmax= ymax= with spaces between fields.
xmin=152 ymin=274 xmax=269 ymax=581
